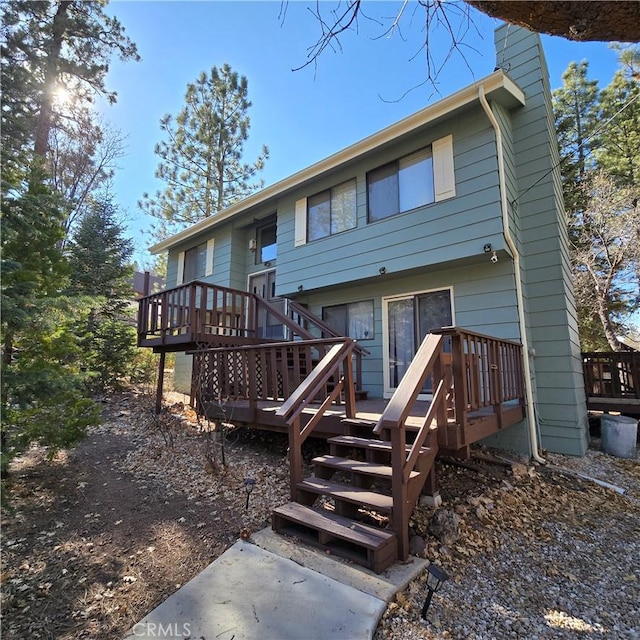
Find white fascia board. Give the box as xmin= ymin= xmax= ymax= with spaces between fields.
xmin=150 ymin=70 xmax=525 ymax=255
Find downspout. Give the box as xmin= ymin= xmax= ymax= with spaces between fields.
xmin=478 ymin=85 xmax=546 ymax=464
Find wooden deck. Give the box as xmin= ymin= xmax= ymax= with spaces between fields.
xmin=583 ymin=351 xmax=640 ymax=416
xmin=203 ymin=396 xmax=525 ymax=450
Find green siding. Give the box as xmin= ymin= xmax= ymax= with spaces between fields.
xmin=496 ymin=24 xmax=588 ymax=456
xmin=276 ymin=109 xmax=505 ymax=297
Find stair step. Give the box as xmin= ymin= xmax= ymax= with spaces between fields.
xmin=312 ymin=455 xmax=420 ymax=481
xmin=272 ymin=502 xmax=397 ymax=573
xmin=328 ymin=435 xmax=432 ymax=454
xmin=341 ymin=417 xmax=377 ymax=428
xmin=297 ymin=477 xmax=393 ymax=513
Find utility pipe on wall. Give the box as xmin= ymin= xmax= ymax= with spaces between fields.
xmin=478 ymin=85 xmax=546 ymax=464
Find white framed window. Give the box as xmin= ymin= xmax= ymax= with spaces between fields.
xmin=256 ymin=220 xmax=277 ymax=263
xmin=307 ymin=178 xmax=357 ymax=242
xmin=367 ymin=135 xmax=455 ymax=222
xmin=382 ymin=287 xmax=454 ymax=398
xmin=176 ymin=239 xmax=214 ymax=284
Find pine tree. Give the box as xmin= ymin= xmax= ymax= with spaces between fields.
xmin=552 ymin=61 xmax=600 ymax=213
xmin=596 ymin=46 xmax=640 ymax=187
xmin=554 ymin=49 xmax=640 ymax=350
xmin=139 ymin=64 xmax=269 ymax=239
xmin=0 ymin=0 xmax=139 ymax=158
xmin=67 ymin=197 xmax=134 ymax=299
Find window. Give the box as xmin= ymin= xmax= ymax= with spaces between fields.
xmin=308 ymin=179 xmax=356 ymax=241
xmin=183 ymin=242 xmax=208 ymax=282
xmin=323 ymin=300 xmax=374 ymax=340
xmin=177 ymin=239 xmax=214 ymax=284
xmin=368 ymin=148 xmax=434 ymax=222
xmin=256 ymin=221 xmax=277 ymax=263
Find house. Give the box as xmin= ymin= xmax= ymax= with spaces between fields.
xmin=138 ymin=25 xmax=589 ymax=571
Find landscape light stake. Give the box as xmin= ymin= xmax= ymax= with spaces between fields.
xmin=243 ymin=477 xmax=256 ymax=510
xmin=421 ymin=564 xmax=449 ymax=620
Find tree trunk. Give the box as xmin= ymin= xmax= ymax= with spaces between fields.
xmin=34 ymin=1 xmax=71 ymax=157
xmin=596 ymin=298 xmax=622 ymax=352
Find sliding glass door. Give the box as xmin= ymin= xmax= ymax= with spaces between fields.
xmin=384 ymin=288 xmax=453 ymax=397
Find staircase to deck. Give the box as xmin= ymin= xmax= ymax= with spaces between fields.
xmin=272 ymin=334 xmax=447 ymax=573
xmin=272 ymin=428 xmax=438 ymax=573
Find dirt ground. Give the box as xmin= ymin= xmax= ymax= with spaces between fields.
xmin=1 ymin=390 xmax=638 ymax=639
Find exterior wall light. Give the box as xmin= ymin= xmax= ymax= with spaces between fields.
xmin=243 ymin=477 xmax=256 ymax=510
xmin=421 ymin=563 xmax=449 ymax=619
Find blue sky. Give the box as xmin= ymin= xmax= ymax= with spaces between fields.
xmin=101 ymin=1 xmax=623 ymax=267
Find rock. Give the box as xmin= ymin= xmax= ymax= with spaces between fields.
xmin=409 ymin=535 xmax=427 ymax=557
xmin=511 ymin=462 xmax=528 ymax=480
xmin=428 ymin=508 xmax=461 ymax=545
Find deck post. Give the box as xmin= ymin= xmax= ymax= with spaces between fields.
xmin=155 ymin=351 xmax=166 ymax=414
xmin=288 ymin=416 xmax=303 ymax=501
xmin=343 ymin=352 xmax=357 ymax=418
xmin=390 ymin=425 xmax=409 ymax=560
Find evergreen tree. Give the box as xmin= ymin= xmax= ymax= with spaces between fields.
xmin=552 ymin=61 xmax=599 ymax=213
xmin=554 ymin=48 xmax=640 ymax=350
xmin=0 ymin=0 xmax=139 ymax=158
xmin=67 ymin=196 xmax=134 ymax=299
xmin=140 ymin=64 xmax=269 ymax=239
xmin=0 ymin=1 xmax=138 ymax=478
xmin=596 ymin=46 xmax=640 ymax=187
xmin=66 ymin=196 xmax=137 ymax=392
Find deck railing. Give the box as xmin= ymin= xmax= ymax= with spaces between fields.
xmin=192 ymin=337 xmax=355 ymax=418
xmin=288 ymin=301 xmax=370 ymax=390
xmin=275 ymin=339 xmax=357 ymax=497
xmin=437 ymin=327 xmax=525 ymax=435
xmin=138 ymin=282 xmax=369 ymax=396
xmin=582 ymin=351 xmax=640 ymax=399
xmin=137 ymin=281 xmax=255 ymax=344
xmin=373 ymin=327 xmax=525 ymax=559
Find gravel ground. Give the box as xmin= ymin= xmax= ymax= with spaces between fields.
xmin=375 ymin=440 xmax=640 ymax=640
xmin=2 ymin=391 xmax=639 ymax=639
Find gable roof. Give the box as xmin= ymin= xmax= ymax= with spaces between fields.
xmin=150 ymin=69 xmax=525 ymax=254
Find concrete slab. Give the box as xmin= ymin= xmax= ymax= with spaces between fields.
xmin=124 ymin=538 xmax=387 ymax=640
xmin=251 ymin=528 xmax=429 ymax=602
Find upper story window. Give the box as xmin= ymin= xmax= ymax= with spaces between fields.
xmin=293 ymin=135 xmax=454 ymax=248
xmin=256 ymin=220 xmax=277 ymax=263
xmin=183 ymin=242 xmax=208 ymax=282
xmin=368 ymin=148 xmax=434 ymax=222
xmin=307 ymin=179 xmax=357 ymax=242
xmin=177 ymin=239 xmax=214 ymax=284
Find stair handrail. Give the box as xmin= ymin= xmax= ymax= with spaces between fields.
xmin=275 ymin=338 xmax=357 ymax=497
xmin=372 ymin=332 xmax=447 ymax=562
xmin=277 ymin=339 xmax=356 ymax=425
xmin=374 ymin=333 xmax=445 ymax=435
xmin=253 ymin=295 xmax=316 ymax=341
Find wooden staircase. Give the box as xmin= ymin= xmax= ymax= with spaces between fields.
xmin=272 ymin=427 xmax=438 ymax=573
xmin=273 ymin=335 xmax=446 ymax=573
